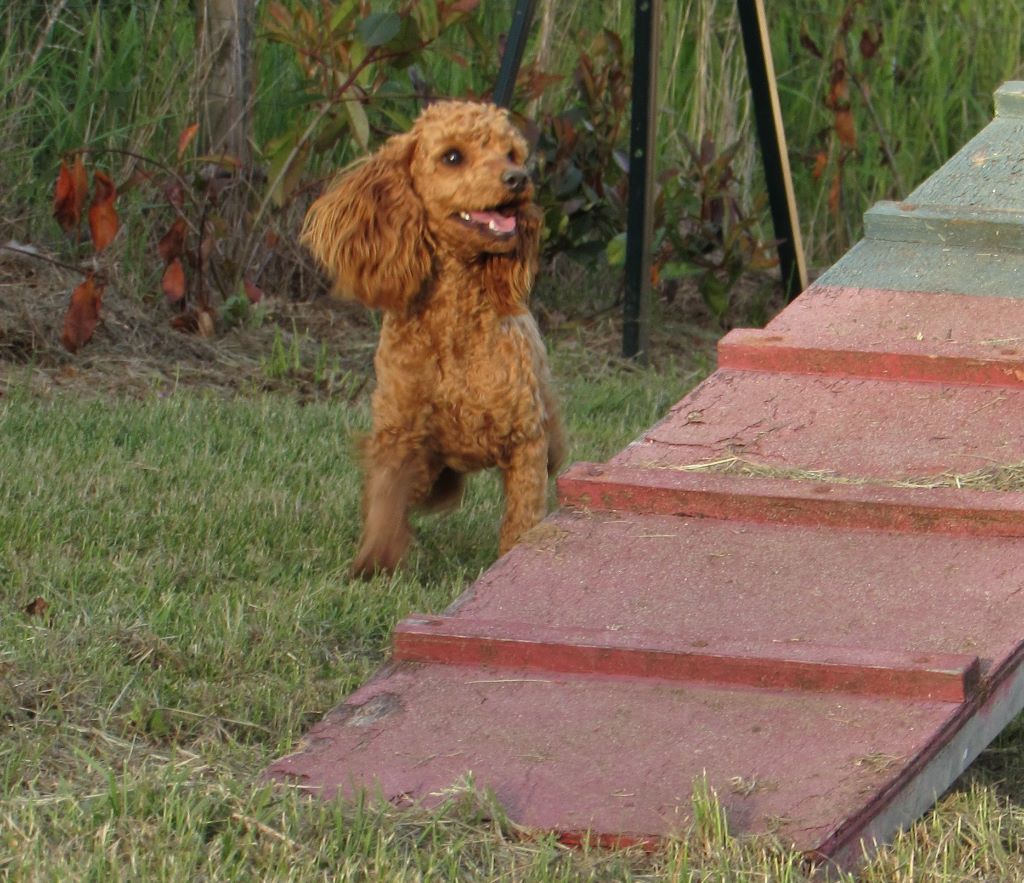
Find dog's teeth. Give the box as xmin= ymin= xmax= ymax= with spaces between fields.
xmin=488 ymin=219 xmax=499 ymax=232
xmin=460 ymin=212 xmax=471 ymax=221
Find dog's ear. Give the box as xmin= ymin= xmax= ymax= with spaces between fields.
xmin=302 ymin=132 xmax=432 ymax=313
xmin=481 ymin=202 xmax=543 ymax=315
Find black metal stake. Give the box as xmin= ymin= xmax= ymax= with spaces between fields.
xmin=493 ymin=0 xmax=538 ymax=108
xmin=623 ymin=0 xmax=660 ymax=361
xmin=736 ymin=0 xmax=807 ymax=300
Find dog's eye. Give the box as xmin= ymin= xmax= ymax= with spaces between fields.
xmin=441 ymin=148 xmax=463 ymax=166
xmin=507 ymin=150 xmax=517 ymax=162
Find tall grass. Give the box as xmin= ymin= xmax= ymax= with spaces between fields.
xmin=772 ymin=0 xmax=1024 ymax=259
xmin=2 ymin=1 xmax=1022 ymax=266
xmin=1 ymin=2 xmax=197 ymax=237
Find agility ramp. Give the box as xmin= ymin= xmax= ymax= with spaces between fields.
xmin=268 ymin=82 xmax=1024 ymax=869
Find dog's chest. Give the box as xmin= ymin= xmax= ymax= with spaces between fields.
xmin=430 ymin=312 xmax=548 ymax=463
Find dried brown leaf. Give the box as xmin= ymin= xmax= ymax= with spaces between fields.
xmin=53 ymin=155 xmax=89 ymax=233
xmin=162 ymin=257 xmax=187 ymax=303
xmin=158 ymin=218 xmax=188 ymax=264
xmin=88 ymin=171 xmax=119 ymax=252
xmin=25 ymin=597 xmax=49 ymax=617
xmin=61 ymin=274 xmax=104 ymax=353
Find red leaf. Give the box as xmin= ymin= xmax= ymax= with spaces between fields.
xmin=25 ymin=597 xmax=49 ymax=617
xmin=199 ymin=235 xmax=215 ymax=264
xmin=828 ymin=172 xmax=842 ymax=218
xmin=798 ymin=23 xmax=823 ymax=59
xmin=61 ymin=274 xmax=104 ymax=353
xmin=243 ymin=278 xmax=264 ymax=303
xmin=53 ymin=155 xmax=89 ymax=233
xmin=163 ymin=180 xmax=185 ymax=209
xmin=859 ymin=26 xmax=883 ymax=59
xmin=827 ymin=58 xmax=849 ymax=109
xmin=812 ymin=151 xmax=828 ymax=180
xmin=834 ymin=107 xmax=857 ymax=148
xmin=170 ymin=311 xmax=199 ymax=334
xmin=177 ymin=122 xmax=200 ymax=159
xmin=124 ymin=167 xmax=155 ymax=192
xmin=162 ymin=257 xmax=186 ymax=303
xmin=158 ymin=218 xmax=188 ymax=264
xmin=267 ymin=2 xmax=292 ymax=29
xmin=839 ymin=2 xmax=857 ymax=35
xmin=88 ymin=171 xmax=119 ymax=252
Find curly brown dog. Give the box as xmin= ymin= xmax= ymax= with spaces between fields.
xmin=302 ymin=100 xmax=564 ymax=577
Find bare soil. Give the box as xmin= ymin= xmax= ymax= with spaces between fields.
xmin=0 ymin=243 xmax=781 ymax=400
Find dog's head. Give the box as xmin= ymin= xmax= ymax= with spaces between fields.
xmin=302 ymin=100 xmax=541 ymax=314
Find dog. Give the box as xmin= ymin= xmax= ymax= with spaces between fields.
xmin=302 ymin=100 xmax=564 ymax=577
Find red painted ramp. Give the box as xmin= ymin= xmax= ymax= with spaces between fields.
xmin=267 ymin=283 xmax=1024 ymax=867
xmin=269 ymin=85 xmax=1024 ymax=869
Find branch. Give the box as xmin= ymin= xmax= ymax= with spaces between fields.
xmin=848 ymin=68 xmax=907 ymax=196
xmin=0 ymin=242 xmax=100 ymax=279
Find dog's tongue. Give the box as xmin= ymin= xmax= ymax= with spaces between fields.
xmin=469 ymin=210 xmax=517 ymax=234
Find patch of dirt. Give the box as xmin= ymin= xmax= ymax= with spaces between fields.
xmin=0 ymin=245 xmax=378 ymax=400
xmin=0 ymin=244 xmax=778 ymax=400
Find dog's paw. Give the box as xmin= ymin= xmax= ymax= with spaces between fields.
xmin=349 ymin=536 xmax=408 ymax=580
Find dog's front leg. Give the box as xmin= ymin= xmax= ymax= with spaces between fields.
xmin=351 ymin=434 xmax=432 ymax=578
xmin=498 ymin=437 xmax=550 ymax=555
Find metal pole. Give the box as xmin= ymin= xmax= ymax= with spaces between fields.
xmin=493 ymin=0 xmax=538 ymax=108
xmin=736 ymin=0 xmax=807 ymax=300
xmin=623 ymin=0 xmax=660 ymax=361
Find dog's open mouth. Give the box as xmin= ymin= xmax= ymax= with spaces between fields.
xmin=455 ymin=203 xmax=518 ymax=237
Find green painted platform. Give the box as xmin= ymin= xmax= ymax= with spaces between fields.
xmin=818 ymin=80 xmax=1024 ymax=294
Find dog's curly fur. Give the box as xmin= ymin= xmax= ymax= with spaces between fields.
xmin=302 ymin=100 xmax=564 ymax=576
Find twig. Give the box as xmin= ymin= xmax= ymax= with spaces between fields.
xmin=849 ymin=68 xmax=906 ymax=195
xmin=13 ymin=0 xmax=70 ymax=106
xmin=79 ymin=147 xmax=201 ymax=218
xmin=230 ymin=812 xmax=300 ymax=849
xmin=0 ymin=242 xmax=97 ymax=279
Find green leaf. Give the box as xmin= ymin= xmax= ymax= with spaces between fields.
xmin=660 ymin=261 xmax=703 ymax=281
xmin=699 ymin=272 xmax=730 ymax=320
xmin=357 ymin=12 xmax=401 ymax=47
xmin=266 ymin=130 xmax=310 ymax=208
xmin=550 ymin=162 xmax=583 ymax=198
xmin=330 ymin=0 xmax=360 ymax=32
xmin=344 ymin=99 xmax=370 ymax=152
xmin=383 ymin=15 xmax=422 ymax=67
xmin=605 ymin=231 xmax=626 ymax=268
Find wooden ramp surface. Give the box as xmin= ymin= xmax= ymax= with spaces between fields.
xmin=267 ymin=82 xmax=1024 ymax=870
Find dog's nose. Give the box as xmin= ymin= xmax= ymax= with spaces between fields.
xmin=502 ymin=167 xmax=529 ymax=193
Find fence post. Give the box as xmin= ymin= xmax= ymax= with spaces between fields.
xmin=493 ymin=0 xmax=538 ymax=108
xmin=622 ymin=0 xmax=660 ymax=361
xmin=736 ymin=0 xmax=807 ymax=300
xmin=196 ymin=0 xmax=254 ymax=168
